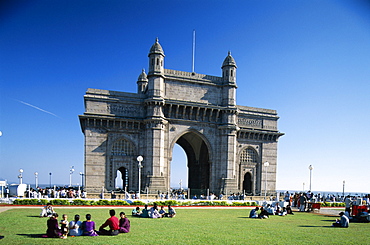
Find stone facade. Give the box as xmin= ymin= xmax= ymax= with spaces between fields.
xmin=79 ymin=38 xmax=284 ymax=195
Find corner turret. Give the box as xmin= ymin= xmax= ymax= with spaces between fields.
xmin=137 ymin=69 xmax=148 ymax=94
xmin=148 ymin=38 xmax=165 ymax=76
xmin=222 ymin=51 xmax=237 ymax=85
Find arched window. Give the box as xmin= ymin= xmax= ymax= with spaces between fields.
xmin=111 ymin=139 xmax=134 ymax=156
xmin=240 ymin=148 xmax=258 ymax=163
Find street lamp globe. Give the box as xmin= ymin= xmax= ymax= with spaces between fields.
xmin=137 ymin=156 xmax=143 ymax=162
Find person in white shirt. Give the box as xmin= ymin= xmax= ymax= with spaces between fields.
xmin=69 ymin=214 xmax=83 ymax=236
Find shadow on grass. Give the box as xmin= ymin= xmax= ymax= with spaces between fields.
xmin=17 ymin=233 xmax=46 ymax=238
xmin=237 ymin=217 xmax=251 ymax=219
xmin=27 ymin=215 xmax=41 ymax=218
xmin=298 ymin=225 xmax=333 ymax=228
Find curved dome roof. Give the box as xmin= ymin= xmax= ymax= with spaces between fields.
xmin=222 ymin=51 xmax=237 ymax=68
xmin=137 ymin=69 xmax=148 ymax=81
xmin=149 ymin=38 xmax=164 ymax=55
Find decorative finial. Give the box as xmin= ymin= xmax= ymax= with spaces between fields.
xmin=142 ymin=68 xmax=145 ymax=73
xmin=155 ymin=37 xmax=159 ymax=43
xmin=228 ymin=51 xmax=231 ymax=56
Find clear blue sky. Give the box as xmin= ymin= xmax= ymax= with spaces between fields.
xmin=1 ymin=0 xmax=370 ymax=193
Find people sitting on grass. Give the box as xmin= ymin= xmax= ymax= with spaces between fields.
xmin=69 ymin=214 xmax=83 ymax=236
xmin=132 ymin=207 xmax=142 ymax=217
xmin=40 ymin=203 xmax=55 ymax=218
xmin=167 ymin=205 xmax=176 ymax=218
xmin=150 ymin=203 xmax=162 ymax=218
xmin=278 ymin=207 xmax=287 ymax=216
xmin=99 ymin=209 xmax=119 ymax=236
xmin=332 ymin=212 xmax=349 ymax=228
xmin=81 ymin=214 xmax=98 ymax=236
xmin=273 ymin=202 xmax=281 ymax=215
xmin=259 ymin=207 xmax=269 ymax=219
xmin=45 ymin=213 xmax=62 ymax=238
xmin=159 ymin=206 xmax=166 ymax=217
xmin=286 ymin=205 xmax=294 ymax=215
xmin=118 ymin=212 xmax=130 ymax=233
xmin=266 ymin=204 xmax=275 ymax=215
xmin=59 ymin=214 xmax=69 ymax=239
xmin=141 ymin=204 xmax=151 ymax=218
xmin=249 ymin=207 xmax=259 ymax=218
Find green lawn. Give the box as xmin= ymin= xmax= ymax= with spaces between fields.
xmin=0 ymin=207 xmax=369 ymax=244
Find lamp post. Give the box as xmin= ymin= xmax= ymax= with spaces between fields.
xmin=308 ymin=165 xmax=313 ymax=191
xmin=79 ymin=172 xmax=85 ymax=189
xmin=263 ymin=161 xmax=269 ymax=200
xmin=342 ymin=180 xmax=345 ymax=197
xmin=49 ymin=172 xmax=52 ymax=188
xmin=137 ymin=156 xmax=143 ymax=199
xmin=18 ymin=169 xmax=24 ymax=184
xmin=69 ymin=166 xmax=75 ymax=187
xmin=34 ymin=172 xmax=38 ymax=189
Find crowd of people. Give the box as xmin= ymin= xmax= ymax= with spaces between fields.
xmin=24 ymin=187 xmax=87 ymax=199
xmin=42 ymin=207 xmax=131 ymax=238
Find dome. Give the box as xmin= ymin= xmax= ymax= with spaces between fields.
xmin=137 ymin=69 xmax=148 ymax=81
xmin=222 ymin=51 xmax=237 ymax=68
xmin=149 ymin=37 xmax=164 ymax=55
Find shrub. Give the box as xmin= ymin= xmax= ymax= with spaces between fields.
xmin=71 ymin=199 xmax=93 ymax=206
xmin=110 ymin=200 xmax=130 ymax=206
xmin=131 ymin=200 xmax=146 ymax=206
xmin=50 ymin=199 xmax=71 ymax=205
xmin=95 ymin=199 xmax=111 ymax=205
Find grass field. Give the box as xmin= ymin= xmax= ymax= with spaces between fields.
xmin=0 ymin=207 xmax=369 ymax=244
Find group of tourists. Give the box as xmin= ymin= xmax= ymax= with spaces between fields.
xmin=42 ymin=206 xmax=130 ymax=238
xmin=26 ymin=187 xmax=87 ymax=199
xmin=132 ymin=203 xmax=176 ymax=218
xmin=249 ymin=202 xmax=294 ymax=219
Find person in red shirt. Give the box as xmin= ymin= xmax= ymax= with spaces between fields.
xmin=99 ymin=209 xmax=119 ymax=236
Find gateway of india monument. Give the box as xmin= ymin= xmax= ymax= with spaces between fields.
xmin=79 ymin=38 xmax=284 ymax=197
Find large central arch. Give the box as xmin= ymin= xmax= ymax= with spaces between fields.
xmin=171 ymin=131 xmax=210 ymax=194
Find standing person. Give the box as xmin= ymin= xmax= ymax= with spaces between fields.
xmin=299 ymin=194 xmax=307 ymax=212
xmin=60 ymin=214 xmax=69 ymax=239
xmin=69 ymin=214 xmax=83 ymax=236
xmin=118 ymin=212 xmax=130 ymax=233
xmin=332 ymin=212 xmax=349 ymax=228
xmin=46 ymin=213 xmax=62 ymax=238
xmin=99 ymin=209 xmax=119 ymax=236
xmin=81 ymin=214 xmax=98 ymax=236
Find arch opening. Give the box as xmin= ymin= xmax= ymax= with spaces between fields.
xmin=172 ymin=132 xmax=210 ymax=196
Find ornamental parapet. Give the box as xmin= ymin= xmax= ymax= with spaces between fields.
xmin=237 ymin=129 xmax=284 ymax=142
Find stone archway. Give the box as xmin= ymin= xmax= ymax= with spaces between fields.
xmin=172 ymin=132 xmax=210 ymax=195
xmin=117 ymin=167 xmax=129 ymax=191
xmin=243 ymin=172 xmax=252 ymax=194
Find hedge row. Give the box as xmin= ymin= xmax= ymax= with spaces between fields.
xmin=12 ymin=199 xmax=130 ymax=206
xmin=12 ymin=199 xmax=258 ymax=206
xmin=319 ymin=202 xmax=345 ymax=207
